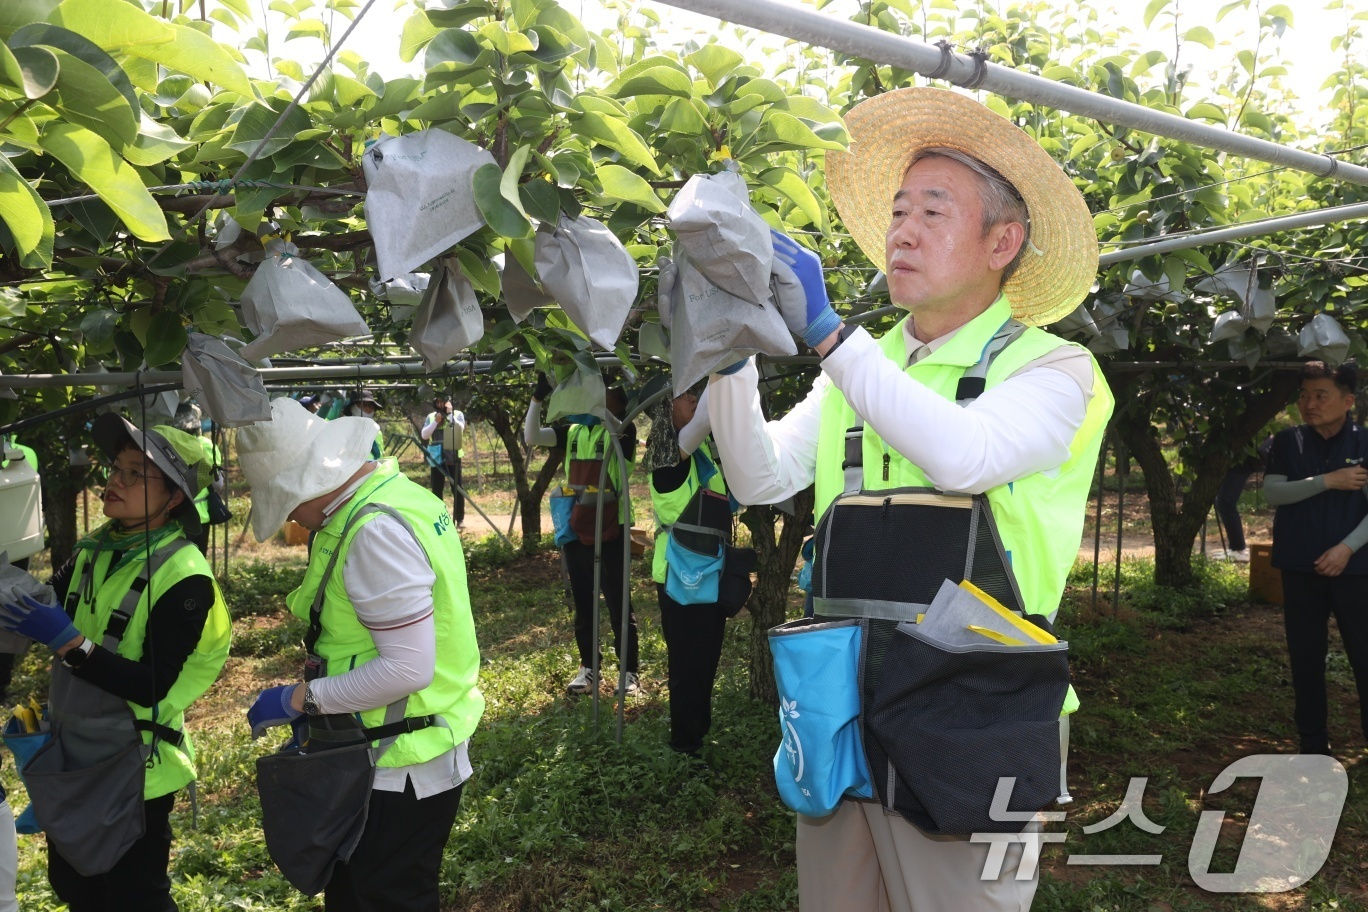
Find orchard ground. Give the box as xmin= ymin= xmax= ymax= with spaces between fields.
xmin=4 ymin=423 xmax=1362 ymax=911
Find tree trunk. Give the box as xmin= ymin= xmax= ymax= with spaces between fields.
xmin=740 ymin=485 xmax=815 ymax=706
xmin=1109 ymin=370 xmax=1299 ymax=589
xmin=37 ymin=413 xmax=92 ymax=572
xmin=487 ymin=402 xmax=563 ymax=554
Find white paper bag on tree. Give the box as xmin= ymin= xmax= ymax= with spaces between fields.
xmin=181 ymin=333 xmax=271 ymax=427
xmin=534 ymin=215 xmax=639 ymax=349
xmin=238 ymin=241 xmax=368 ymax=360
xmin=409 ymin=259 xmax=485 ymax=371
xmin=362 ymin=130 xmax=496 ymax=282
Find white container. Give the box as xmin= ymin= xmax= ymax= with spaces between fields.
xmin=0 ymin=447 xmax=43 ymax=560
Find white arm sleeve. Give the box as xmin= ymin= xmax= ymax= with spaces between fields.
xmin=420 ymin=414 xmax=438 ymax=441
xmin=524 ymin=399 xmax=557 ymax=447
xmin=820 ymin=328 xmax=1090 ymax=493
xmin=706 ymin=358 xmax=825 ymax=505
xmin=676 ymin=387 xmax=712 ymax=457
xmin=452 ymin=410 xmax=466 ymax=433
xmin=309 ymin=515 xmax=438 ymax=714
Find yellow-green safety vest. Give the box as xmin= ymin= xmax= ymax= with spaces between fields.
xmin=286 ymin=460 xmax=484 ymax=767
xmin=68 ymin=523 xmax=232 ymax=799
xmin=567 ymin=423 xmax=631 ymax=526
xmin=193 ymin=436 xmax=221 ymax=525
xmin=649 ymin=439 xmax=729 ymax=584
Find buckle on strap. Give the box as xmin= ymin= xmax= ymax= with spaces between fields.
xmin=135 ymin=719 xmax=185 ymax=749
xmin=363 ymin=714 xmax=437 ymax=742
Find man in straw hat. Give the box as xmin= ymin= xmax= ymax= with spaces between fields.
xmin=703 ymin=87 xmax=1113 ymax=909
xmin=237 ymin=398 xmax=484 ymax=910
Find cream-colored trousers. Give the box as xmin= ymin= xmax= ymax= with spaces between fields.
xmin=796 ymin=800 xmax=1042 ymax=912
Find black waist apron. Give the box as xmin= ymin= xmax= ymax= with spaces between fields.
xmin=256 ymin=502 xmax=439 ymax=896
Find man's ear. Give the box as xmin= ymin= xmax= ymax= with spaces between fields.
xmin=987 ymin=221 xmax=1025 ymax=272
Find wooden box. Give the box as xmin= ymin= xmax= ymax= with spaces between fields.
xmin=1248 ymin=543 xmax=1282 ymax=606
xmin=281 ymin=520 xmax=310 ymax=547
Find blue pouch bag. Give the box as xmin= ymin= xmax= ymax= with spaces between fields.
xmin=664 ymin=533 xmax=725 ymax=604
xmin=4 ymin=712 xmax=50 ymax=834
xmin=769 ymin=617 xmax=873 ymax=817
xmin=549 ymin=488 xmax=577 ymax=548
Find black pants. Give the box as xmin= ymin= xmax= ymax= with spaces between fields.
xmin=658 ymin=584 xmax=728 ymax=754
xmin=428 ymin=459 xmax=464 ymax=524
xmin=325 ymin=781 xmax=463 ymax=912
xmin=563 ymin=531 xmax=638 ymax=672
xmin=1280 ymin=571 xmax=1368 ymax=751
xmin=1215 ymin=469 xmax=1253 ymax=551
xmin=49 ymin=791 xmax=178 ymax=912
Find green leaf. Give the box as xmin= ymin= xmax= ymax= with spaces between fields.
xmin=657 ymin=97 xmax=707 ymax=135
xmin=0 ymin=152 xmax=53 ymax=267
xmin=454 ymin=246 xmax=500 ymax=298
xmin=685 ymin=44 xmax=742 ymax=88
xmin=757 ymin=166 xmax=823 ymax=228
xmin=39 ymin=122 xmax=169 ymax=241
xmin=144 ymin=311 xmax=187 ymax=368
xmin=473 ymin=162 xmax=532 ymax=238
xmin=507 ymin=234 xmax=537 ymax=278
xmin=1264 ymin=4 xmax=1293 ymax=25
xmin=520 ymin=178 xmax=561 ymax=224
xmin=1183 ymin=26 xmax=1215 ymax=48
xmin=0 ymin=0 xmax=58 ymax=36
xmin=122 ymin=114 xmax=193 ymax=166
xmin=334 ymin=73 xmax=375 ymax=106
xmin=570 ymin=112 xmax=660 ymax=175
xmin=49 ymin=0 xmax=175 ymax=51
xmin=755 ymin=110 xmax=846 ymax=151
xmin=44 ymin=47 xmax=140 ymax=148
xmin=424 ymin=27 xmax=486 ymax=69
xmin=615 ymin=65 xmax=693 ymax=99
xmin=11 ymin=24 xmax=139 ymax=134
xmin=79 ymin=308 xmax=117 ymax=346
xmin=228 ymin=100 xmax=312 ymax=158
xmin=285 ymin=18 xmax=329 ymax=43
xmin=399 ymin=12 xmax=440 ymax=62
xmin=500 ymin=143 xmax=532 ymax=217
xmin=1041 ymin=64 xmax=1081 ymax=84
xmin=595 ymin=163 xmax=665 ymax=213
xmin=1185 ymin=102 xmax=1227 ymax=124
xmin=1143 ymin=0 xmax=1170 ymax=28
xmin=123 ymin=23 xmax=253 ymax=97
xmin=1162 ymin=256 xmax=1186 ymax=295
xmin=0 ymin=44 xmax=57 ymax=98
xmin=476 ymin=22 xmax=537 ymax=56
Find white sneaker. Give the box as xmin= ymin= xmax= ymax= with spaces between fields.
xmin=616 ymin=672 xmax=641 ymax=696
xmin=1228 ymin=548 xmax=1250 ymax=563
xmin=566 ymin=666 xmax=598 ymax=695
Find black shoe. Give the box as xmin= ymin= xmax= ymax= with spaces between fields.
xmin=1299 ymin=740 xmax=1333 ymax=756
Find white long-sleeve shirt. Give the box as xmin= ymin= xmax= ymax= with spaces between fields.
xmin=706 ymin=319 xmax=1095 ymax=504
xmin=308 ymin=474 xmax=470 ymax=798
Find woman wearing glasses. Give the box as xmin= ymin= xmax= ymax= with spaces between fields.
xmin=0 ymin=414 xmax=231 ymax=912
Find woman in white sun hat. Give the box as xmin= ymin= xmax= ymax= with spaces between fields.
xmin=701 ymin=86 xmax=1113 ymax=911
xmin=238 ymin=398 xmax=483 ymax=910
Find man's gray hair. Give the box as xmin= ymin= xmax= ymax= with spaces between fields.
xmin=908 ymin=147 xmax=1032 ymax=285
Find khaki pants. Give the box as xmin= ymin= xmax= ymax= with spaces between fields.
xmin=796 ymin=800 xmax=1042 ymax=912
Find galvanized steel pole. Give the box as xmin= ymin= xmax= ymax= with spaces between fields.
xmin=655 ymin=0 xmax=1368 ymax=186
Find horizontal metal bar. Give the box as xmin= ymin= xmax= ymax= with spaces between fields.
xmin=656 ymin=0 xmax=1368 ymax=186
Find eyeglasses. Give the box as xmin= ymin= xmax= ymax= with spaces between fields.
xmin=104 ymin=466 xmax=162 ymax=488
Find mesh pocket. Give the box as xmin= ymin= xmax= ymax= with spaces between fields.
xmin=866 ymin=624 xmax=1067 ymax=835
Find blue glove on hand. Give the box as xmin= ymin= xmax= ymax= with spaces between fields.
xmin=770 ymin=229 xmax=841 ymax=349
xmin=247 ymin=684 xmax=303 ymax=739
xmin=0 ymin=593 xmax=80 ymax=650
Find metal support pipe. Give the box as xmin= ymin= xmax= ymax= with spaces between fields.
xmin=1098 ymin=202 xmax=1368 ymax=265
xmin=655 ymin=0 xmax=1368 ymax=186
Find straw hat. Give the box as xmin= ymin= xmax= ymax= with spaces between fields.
xmin=827 ymin=87 xmax=1097 ymax=327
xmin=236 ymin=398 xmax=379 ymax=542
xmin=91 ymin=414 xmax=212 ymax=537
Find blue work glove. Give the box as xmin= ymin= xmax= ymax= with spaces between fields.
xmin=247 ymin=684 xmax=303 ymax=739
xmin=770 ymin=229 xmax=841 ymax=349
xmin=0 ymin=593 xmax=80 ymax=650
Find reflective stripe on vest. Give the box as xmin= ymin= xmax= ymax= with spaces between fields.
xmin=69 ymin=524 xmax=231 ymax=799
xmin=814 ymin=295 xmax=1114 ymax=620
xmin=286 ymin=460 xmax=485 ymax=768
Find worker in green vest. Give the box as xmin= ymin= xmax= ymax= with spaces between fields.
xmin=238 ymin=398 xmax=484 ymax=910
xmin=0 ymin=414 xmax=231 ymax=911
xmin=346 ymin=389 xmax=386 ymax=459
xmin=647 ymin=381 xmax=735 ymax=758
xmin=172 ymin=403 xmax=221 ymax=553
xmin=700 ymin=87 xmax=1112 ymax=911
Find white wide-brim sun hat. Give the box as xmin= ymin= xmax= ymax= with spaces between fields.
xmin=236 ymin=397 xmax=379 ymax=541
xmin=827 ymin=87 xmax=1098 ymax=327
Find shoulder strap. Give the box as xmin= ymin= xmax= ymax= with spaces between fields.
xmin=102 ymin=538 xmax=195 ymax=652
xmin=842 ymin=318 xmax=1026 ymax=496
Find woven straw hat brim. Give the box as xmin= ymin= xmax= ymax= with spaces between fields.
xmin=827 ymin=87 xmax=1098 ymax=327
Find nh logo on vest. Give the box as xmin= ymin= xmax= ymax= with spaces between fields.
xmin=433 ymin=513 xmax=452 ymax=536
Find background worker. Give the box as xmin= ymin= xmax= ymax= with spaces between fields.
xmin=702 ymin=87 xmax=1111 ymax=910
xmin=525 ymin=375 xmax=641 ymax=696
xmin=239 ymin=398 xmax=484 ymax=910
xmin=646 ymin=382 xmax=734 ymax=759
xmin=1264 ymin=360 xmax=1368 ymax=756
xmin=421 ymin=397 xmax=467 ymax=527
xmin=345 ymin=389 xmax=386 ymax=460
xmin=172 ymin=403 xmax=221 ymax=553
xmin=0 ymin=414 xmax=230 ymax=911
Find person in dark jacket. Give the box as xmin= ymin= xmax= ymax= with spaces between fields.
xmin=1264 ymin=360 xmax=1368 ymax=755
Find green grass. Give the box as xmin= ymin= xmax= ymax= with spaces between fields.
xmin=4 ymin=545 xmax=1366 ymax=910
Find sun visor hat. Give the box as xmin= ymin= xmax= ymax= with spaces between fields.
xmin=92 ymin=413 xmax=212 ymax=537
